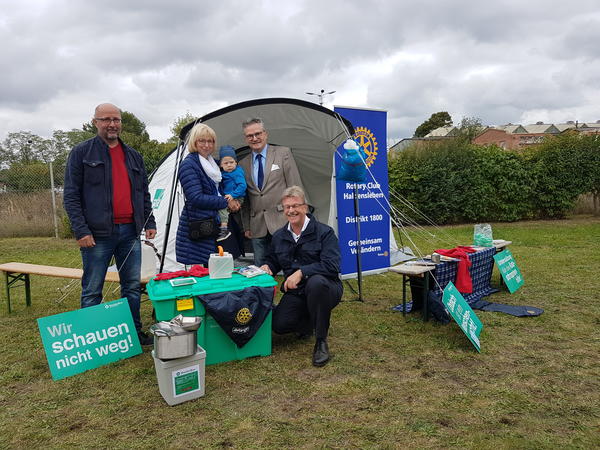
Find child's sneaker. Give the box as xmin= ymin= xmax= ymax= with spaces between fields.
xmin=217 ymin=228 xmax=231 ymax=242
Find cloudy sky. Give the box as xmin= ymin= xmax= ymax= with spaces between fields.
xmin=1 ymin=0 xmax=599 ymax=145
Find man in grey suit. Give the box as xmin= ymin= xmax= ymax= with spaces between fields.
xmin=239 ymin=118 xmax=304 ymax=266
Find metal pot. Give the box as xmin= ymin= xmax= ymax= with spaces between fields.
xmin=170 ymin=314 xmax=202 ymax=332
xmin=149 ymin=321 xmax=199 ymax=360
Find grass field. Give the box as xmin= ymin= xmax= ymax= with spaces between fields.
xmin=1 ymin=217 xmax=599 ymax=449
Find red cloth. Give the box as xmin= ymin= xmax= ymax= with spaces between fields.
xmin=188 ymin=265 xmax=210 ymax=277
xmin=153 ymin=265 xmax=210 ymax=281
xmin=153 ymin=270 xmax=189 ymax=281
xmin=109 ymin=142 xmax=134 ymax=224
xmin=434 ymin=246 xmax=477 ymax=293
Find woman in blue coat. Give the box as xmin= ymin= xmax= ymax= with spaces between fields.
xmin=176 ymin=123 xmax=238 ymax=266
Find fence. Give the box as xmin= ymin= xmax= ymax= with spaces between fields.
xmin=0 ymin=161 xmax=66 ymax=238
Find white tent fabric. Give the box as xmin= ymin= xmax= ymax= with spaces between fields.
xmin=148 ymin=148 xmax=186 ymax=272
xmin=147 ymin=98 xmax=404 ymax=272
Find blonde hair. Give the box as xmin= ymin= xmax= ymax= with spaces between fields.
xmin=186 ymin=123 xmax=217 ymax=153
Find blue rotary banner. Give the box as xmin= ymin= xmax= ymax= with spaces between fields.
xmin=334 ymin=106 xmax=390 ymax=277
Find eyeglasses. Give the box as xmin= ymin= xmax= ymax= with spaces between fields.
xmin=196 ymin=139 xmax=215 ymax=146
xmin=244 ymin=131 xmax=265 ymax=140
xmin=94 ymin=117 xmax=121 ymax=124
xmin=283 ymin=203 xmax=305 ymax=210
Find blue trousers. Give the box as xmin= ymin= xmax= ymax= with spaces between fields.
xmin=251 ymin=233 xmax=272 ymax=266
xmin=80 ymin=223 xmax=142 ymax=331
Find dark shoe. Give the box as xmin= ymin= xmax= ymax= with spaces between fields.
xmin=137 ymin=331 xmax=153 ymax=346
xmin=216 ymin=229 xmax=231 ymax=242
xmin=312 ymin=339 xmax=330 ymax=367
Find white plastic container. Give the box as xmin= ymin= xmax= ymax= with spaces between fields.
xmin=208 ymin=251 xmax=234 ymax=279
xmin=152 ymin=346 xmax=206 ymax=406
xmin=141 ymin=242 xmax=158 ymax=280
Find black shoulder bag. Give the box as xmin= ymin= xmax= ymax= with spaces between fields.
xmin=188 ymin=217 xmax=218 ymax=241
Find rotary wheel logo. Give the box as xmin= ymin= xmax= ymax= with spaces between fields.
xmin=353 ymin=126 xmax=378 ymax=167
xmin=235 ymin=307 xmax=252 ymax=325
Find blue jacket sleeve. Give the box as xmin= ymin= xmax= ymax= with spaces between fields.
xmin=230 ymin=167 xmax=247 ymax=198
xmin=63 ymin=146 xmax=90 ymax=239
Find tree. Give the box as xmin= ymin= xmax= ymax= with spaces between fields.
xmin=65 ymin=128 xmax=95 ymax=148
xmin=169 ymin=112 xmax=196 ymax=143
xmin=456 ymin=116 xmax=484 ymax=142
xmin=136 ymin=140 xmax=172 ymax=175
xmin=3 ymin=162 xmax=51 ymax=192
xmin=121 ymin=111 xmax=150 ymax=140
xmin=1 ymin=132 xmax=49 ymax=165
xmin=414 ymin=112 xmax=453 ymax=138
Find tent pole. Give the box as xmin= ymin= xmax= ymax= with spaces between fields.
xmin=353 ymin=185 xmax=364 ymax=301
xmin=159 ymin=141 xmax=184 ymax=273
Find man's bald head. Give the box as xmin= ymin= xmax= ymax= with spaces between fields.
xmin=94 ymin=103 xmax=121 ymax=117
xmin=93 ymin=103 xmax=122 ymax=146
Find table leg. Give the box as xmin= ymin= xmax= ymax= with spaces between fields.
xmin=24 ymin=274 xmax=31 ymax=307
xmin=496 ymin=246 xmax=506 ymax=290
xmin=423 ymin=272 xmax=430 ymax=321
xmin=402 ymin=274 xmax=407 ymax=317
xmin=4 ymin=272 xmax=10 ymax=314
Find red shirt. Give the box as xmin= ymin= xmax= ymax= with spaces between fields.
xmin=109 ymin=143 xmax=134 ymax=224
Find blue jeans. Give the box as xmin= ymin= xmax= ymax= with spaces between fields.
xmin=80 ymin=223 xmax=142 ymax=331
xmin=252 ymin=234 xmax=272 ymax=266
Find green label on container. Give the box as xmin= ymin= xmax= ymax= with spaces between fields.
xmin=173 ymin=365 xmax=200 ymax=396
xmin=37 ymin=298 xmax=142 ymax=380
xmin=442 ymin=282 xmax=483 ymax=352
xmin=494 ymin=249 xmax=524 ymax=293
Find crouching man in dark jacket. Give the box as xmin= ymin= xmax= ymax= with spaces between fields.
xmin=260 ymin=186 xmax=343 ymax=367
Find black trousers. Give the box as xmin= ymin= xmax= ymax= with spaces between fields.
xmin=272 ymin=274 xmax=342 ymax=339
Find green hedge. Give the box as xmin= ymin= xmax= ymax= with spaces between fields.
xmin=388 ymin=133 xmax=600 ymax=224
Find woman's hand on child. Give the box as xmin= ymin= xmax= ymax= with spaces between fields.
xmin=227 ymin=198 xmax=240 ymax=212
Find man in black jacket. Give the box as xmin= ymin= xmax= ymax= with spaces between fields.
xmin=64 ymin=103 xmax=156 ymax=345
xmin=260 ymin=186 xmax=343 ymax=367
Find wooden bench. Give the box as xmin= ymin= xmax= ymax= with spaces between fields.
xmin=0 ymin=262 xmax=150 ymax=313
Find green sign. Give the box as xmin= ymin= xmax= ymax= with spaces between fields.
xmin=37 ymin=298 xmax=142 ymax=380
xmin=493 ymin=249 xmax=524 ymax=293
xmin=173 ymin=364 xmax=201 ymax=397
xmin=442 ymin=282 xmax=483 ymax=352
xmin=152 ymin=188 xmax=165 ymax=209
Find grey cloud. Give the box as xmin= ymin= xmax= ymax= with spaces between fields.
xmin=556 ymin=16 xmax=600 ymax=60
xmin=2 ymin=0 xmax=600 ymax=142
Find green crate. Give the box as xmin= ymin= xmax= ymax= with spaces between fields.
xmin=147 ymin=273 xmax=277 ymax=365
xmin=198 ymin=311 xmax=272 ymax=366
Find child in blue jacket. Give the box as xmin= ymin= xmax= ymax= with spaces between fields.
xmin=217 ymin=145 xmax=247 ymax=241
